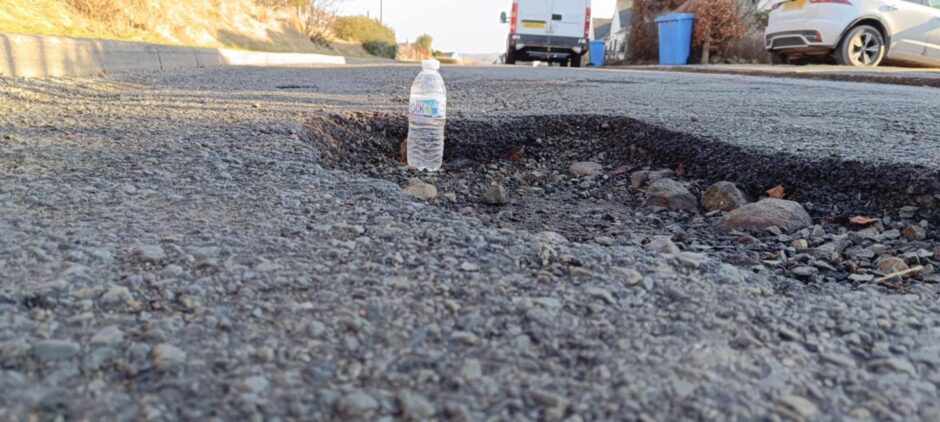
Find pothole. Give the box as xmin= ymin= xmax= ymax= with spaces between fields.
xmin=304 ymin=112 xmax=940 ymax=289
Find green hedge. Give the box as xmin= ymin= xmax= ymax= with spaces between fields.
xmin=362 ymin=40 xmax=398 ymax=59
xmin=334 ymin=16 xmax=395 ymax=44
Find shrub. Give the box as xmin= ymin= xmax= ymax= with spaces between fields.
xmin=334 ymin=16 xmax=395 ymax=44
xmin=362 ymin=40 xmax=398 ymax=59
xmin=688 ymin=0 xmax=746 ymax=52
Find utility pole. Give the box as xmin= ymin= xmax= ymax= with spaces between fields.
xmin=380 ymin=0 xmax=384 ymax=24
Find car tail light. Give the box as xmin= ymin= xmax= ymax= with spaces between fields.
xmin=809 ymin=0 xmax=852 ymax=4
xmin=584 ymin=7 xmax=592 ymax=39
xmin=510 ymin=0 xmax=519 ymax=34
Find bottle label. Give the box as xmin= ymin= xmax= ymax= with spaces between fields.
xmin=409 ymin=98 xmax=446 ymax=119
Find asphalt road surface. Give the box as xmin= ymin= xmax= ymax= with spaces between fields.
xmin=1 ymin=65 xmax=939 ymax=420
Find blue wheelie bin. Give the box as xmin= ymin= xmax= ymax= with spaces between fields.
xmin=589 ymin=40 xmax=606 ymax=67
xmin=655 ymin=13 xmax=695 ymax=65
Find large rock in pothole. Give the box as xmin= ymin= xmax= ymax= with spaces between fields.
xmin=630 ymin=169 xmax=676 ymax=188
xmin=717 ymin=199 xmax=812 ymax=233
xmin=404 ymin=181 xmax=438 ymax=201
xmin=645 ymin=236 xmax=680 ymax=255
xmin=482 ymin=183 xmax=509 ymax=205
xmin=642 ymin=179 xmax=697 ymax=211
xmin=877 ymin=257 xmax=909 ymax=274
xmin=701 ymin=181 xmax=749 ymax=212
xmin=569 ymin=162 xmax=603 ymax=177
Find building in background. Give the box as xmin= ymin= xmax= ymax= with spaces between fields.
xmin=439 ymin=52 xmax=462 ymax=61
xmin=591 ymin=18 xmax=612 ymax=41
xmin=397 ymin=43 xmax=432 ymax=62
xmin=607 ymin=0 xmax=633 ymax=62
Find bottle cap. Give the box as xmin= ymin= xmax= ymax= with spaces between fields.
xmin=422 ymin=59 xmax=440 ymax=70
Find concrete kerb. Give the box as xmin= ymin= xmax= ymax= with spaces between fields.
xmin=0 ymin=32 xmax=347 ymax=78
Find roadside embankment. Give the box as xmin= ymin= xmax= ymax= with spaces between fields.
xmin=0 ymin=32 xmax=347 ymax=78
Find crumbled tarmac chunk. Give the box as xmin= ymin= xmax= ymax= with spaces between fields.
xmin=718 ymin=199 xmax=812 ymax=233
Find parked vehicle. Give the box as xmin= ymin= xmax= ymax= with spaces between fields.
xmin=765 ymin=0 xmax=940 ymax=66
xmin=501 ymin=0 xmax=592 ymax=66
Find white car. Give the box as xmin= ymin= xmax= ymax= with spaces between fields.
xmin=765 ymin=0 xmax=940 ymax=66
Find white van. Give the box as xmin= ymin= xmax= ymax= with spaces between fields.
xmin=501 ymin=0 xmax=592 ymax=66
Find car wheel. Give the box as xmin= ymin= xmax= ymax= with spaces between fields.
xmin=505 ymin=52 xmax=516 ymax=65
xmin=570 ymin=55 xmax=582 ymax=68
xmin=770 ymin=52 xmax=788 ymax=65
xmin=837 ymin=25 xmax=885 ymax=67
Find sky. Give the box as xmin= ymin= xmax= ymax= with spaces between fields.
xmin=337 ymin=0 xmax=617 ymax=54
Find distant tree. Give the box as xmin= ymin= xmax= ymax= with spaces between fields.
xmin=415 ymin=34 xmax=433 ymax=54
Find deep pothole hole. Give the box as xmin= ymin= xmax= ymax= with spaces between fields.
xmin=304 ymin=112 xmax=940 ymax=289
xmin=305 ymin=112 xmax=691 ymax=242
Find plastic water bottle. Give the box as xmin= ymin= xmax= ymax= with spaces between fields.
xmin=407 ymin=59 xmax=447 ymax=171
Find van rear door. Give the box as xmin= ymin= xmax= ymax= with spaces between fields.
xmin=550 ymin=0 xmax=589 ymax=39
xmin=516 ymin=0 xmax=553 ymax=36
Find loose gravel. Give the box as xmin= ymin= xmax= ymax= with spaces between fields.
xmin=1 ymin=65 xmax=940 ymax=420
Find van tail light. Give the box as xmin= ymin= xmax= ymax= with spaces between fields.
xmin=584 ymin=7 xmax=592 ymax=39
xmin=510 ymin=0 xmax=519 ymax=34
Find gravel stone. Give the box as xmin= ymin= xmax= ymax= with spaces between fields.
xmin=134 ymin=244 xmax=166 ymax=263
xmin=451 ymin=331 xmax=479 ymax=345
xmin=642 ymin=179 xmax=697 ymax=210
xmin=903 ymin=225 xmax=926 ymax=241
xmin=791 ymin=266 xmax=818 ymax=279
xmin=899 ymin=206 xmax=919 ymax=219
xmin=90 ymin=326 xmax=124 ymax=346
xmin=460 ymin=359 xmax=483 ymax=380
xmin=630 ymin=169 xmax=676 ymax=188
xmin=718 ymin=199 xmax=812 ymax=233
xmin=99 ymin=285 xmax=133 ymax=309
xmin=482 ymin=183 xmax=509 ymax=205
xmin=868 ymin=357 xmax=917 ymax=375
xmin=531 ymin=388 xmax=567 ymax=409
xmin=777 ymin=395 xmax=819 ymax=419
xmin=404 ymin=181 xmax=438 ymax=201
xmin=645 ymin=236 xmax=680 ymax=255
xmin=339 ymin=391 xmax=379 ymax=418
xmin=242 ymin=376 xmax=270 ymax=395
xmin=821 ymin=352 xmax=856 ymax=367
xmin=400 ymin=392 xmax=435 ymax=420
xmin=880 ymin=229 xmax=902 ymax=240
xmin=594 ymin=235 xmax=615 ymax=246
xmin=535 ymin=231 xmax=568 ymax=243
xmin=152 ymin=344 xmax=187 ymax=373
xmin=459 ymin=262 xmax=480 ymax=272
xmin=848 ymin=274 xmax=875 ymax=282
xmin=32 ymin=340 xmax=80 ymax=362
xmin=877 ymin=257 xmax=910 ymax=274
xmin=701 ymin=181 xmax=749 ymax=212
xmin=569 ymin=161 xmax=603 ymax=177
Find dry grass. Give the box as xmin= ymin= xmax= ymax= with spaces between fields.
xmin=0 ymin=0 xmax=368 ymax=56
